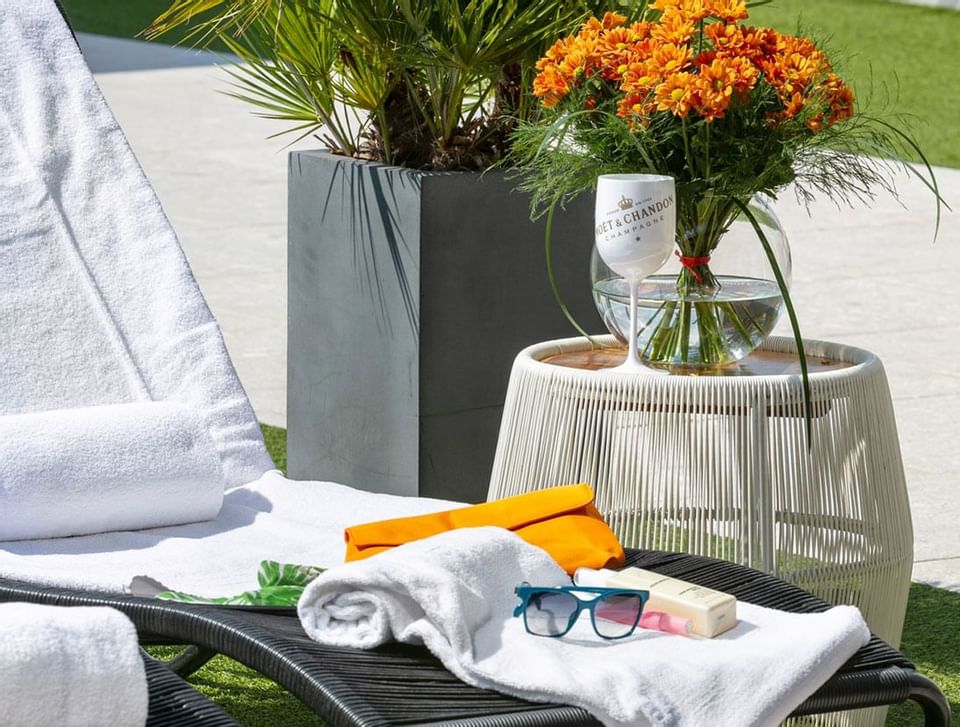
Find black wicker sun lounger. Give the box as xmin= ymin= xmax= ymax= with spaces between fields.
xmin=1 ymin=549 xmax=949 ymax=726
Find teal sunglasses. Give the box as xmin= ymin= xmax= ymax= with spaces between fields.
xmin=513 ymin=582 xmax=650 ymax=639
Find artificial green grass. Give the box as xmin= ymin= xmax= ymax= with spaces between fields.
xmin=146 ymin=647 xmax=324 ymax=726
xmin=58 ymin=0 xmax=229 ymax=50
xmin=887 ymin=584 xmax=960 ymax=725
xmin=260 ymin=423 xmax=287 ymax=474
xmin=58 ymin=0 xmax=184 ymax=42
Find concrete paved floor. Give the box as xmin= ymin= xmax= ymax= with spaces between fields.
xmin=82 ymin=34 xmax=960 ymax=590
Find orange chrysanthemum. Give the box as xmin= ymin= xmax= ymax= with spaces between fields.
xmin=652 ymin=43 xmax=694 ymax=76
xmin=706 ymin=23 xmax=777 ymax=62
xmin=596 ymin=24 xmax=654 ymax=81
xmin=823 ymin=73 xmax=855 ymax=124
xmin=760 ymin=47 xmax=829 ymax=118
xmin=617 ymin=91 xmax=656 ymax=119
xmin=706 ymin=0 xmax=748 ymax=22
xmin=532 ymin=30 xmax=602 ymax=106
xmin=693 ymin=56 xmax=738 ymax=121
xmin=583 ymin=11 xmax=628 ymax=35
xmin=621 ymin=57 xmax=661 ymax=96
xmin=652 ymin=0 xmax=746 ymax=22
xmin=655 ymin=72 xmax=697 ymax=116
xmin=652 ymin=8 xmax=697 ymax=44
xmin=532 ymin=66 xmax=571 ymax=108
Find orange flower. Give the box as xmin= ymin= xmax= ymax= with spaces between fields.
xmin=761 ymin=34 xmax=828 ymax=100
xmin=621 ymin=65 xmax=657 ymax=99
xmin=652 ymin=42 xmax=694 ymax=75
xmin=693 ymin=56 xmax=738 ymax=121
xmin=775 ymin=32 xmax=821 ymax=60
xmin=705 ymin=0 xmax=748 ymax=22
xmin=596 ymin=25 xmax=652 ymax=81
xmin=651 ymin=0 xmax=683 ymax=11
xmin=532 ymin=66 xmax=571 ymax=108
xmin=533 ymin=34 xmax=590 ymax=107
xmin=629 ymin=20 xmax=654 ymax=39
xmin=617 ymin=91 xmax=656 ymax=119
xmin=652 ymin=8 xmax=697 ymax=44
xmin=678 ymin=0 xmax=710 ymax=21
xmin=655 ymin=72 xmax=697 ymax=117
xmin=537 ymin=36 xmax=573 ymax=66
xmin=822 ymin=73 xmax=855 ymax=124
xmin=706 ymin=23 xmax=776 ymax=62
xmin=602 ymin=11 xmax=628 ymax=29
xmin=780 ymin=92 xmax=805 ymax=120
xmin=727 ymin=55 xmax=759 ymax=94
xmin=583 ymin=11 xmax=628 ymax=34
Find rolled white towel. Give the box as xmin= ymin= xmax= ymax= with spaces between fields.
xmin=299 ymin=528 xmax=872 ymax=727
xmin=0 ymin=401 xmax=225 ymax=540
xmin=0 ymin=602 xmax=148 ymax=727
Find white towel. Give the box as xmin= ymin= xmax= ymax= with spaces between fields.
xmin=0 ymin=602 xmax=147 ymax=727
xmin=0 ymin=0 xmax=273 ymax=487
xmin=0 ymin=471 xmax=459 ymax=596
xmin=0 ymin=402 xmax=225 ymax=540
xmin=299 ymin=528 xmax=872 ymax=727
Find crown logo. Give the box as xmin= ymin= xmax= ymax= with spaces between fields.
xmin=618 ymin=195 xmax=634 ymax=210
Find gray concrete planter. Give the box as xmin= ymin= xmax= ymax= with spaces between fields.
xmin=288 ymin=151 xmax=598 ymax=502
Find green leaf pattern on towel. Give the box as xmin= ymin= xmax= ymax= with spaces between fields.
xmin=157 ymin=561 xmax=325 ymax=606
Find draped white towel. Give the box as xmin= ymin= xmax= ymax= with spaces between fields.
xmin=0 ymin=603 xmax=148 ymax=727
xmin=0 ymin=471 xmax=459 ymax=596
xmin=299 ymin=528 xmax=872 ymax=727
xmin=0 ymin=402 xmax=225 ymax=541
xmin=0 ymin=0 xmax=273 ymax=492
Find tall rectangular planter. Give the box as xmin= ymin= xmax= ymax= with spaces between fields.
xmin=288 ymin=151 xmax=598 ymax=502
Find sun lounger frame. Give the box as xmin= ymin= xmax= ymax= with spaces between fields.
xmin=1 ymin=549 xmax=949 ymax=726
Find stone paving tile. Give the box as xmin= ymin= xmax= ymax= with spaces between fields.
xmin=887 ymin=393 xmax=960 ymax=563
xmin=913 ymin=559 xmax=960 ymax=592
xmin=88 ymin=36 xmax=308 ymax=427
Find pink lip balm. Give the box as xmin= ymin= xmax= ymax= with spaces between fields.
xmin=638 ymin=611 xmax=692 ymax=636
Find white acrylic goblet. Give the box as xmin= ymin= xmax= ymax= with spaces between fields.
xmin=595 ymin=174 xmax=676 ymax=372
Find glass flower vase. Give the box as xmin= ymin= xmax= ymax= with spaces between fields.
xmin=591 ymin=194 xmax=791 ymax=370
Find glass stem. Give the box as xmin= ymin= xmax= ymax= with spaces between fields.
xmin=627 ymin=274 xmax=639 ymax=366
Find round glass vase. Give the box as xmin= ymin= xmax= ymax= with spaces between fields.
xmin=591 ymin=194 xmax=791 ymax=370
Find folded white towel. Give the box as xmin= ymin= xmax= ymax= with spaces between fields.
xmin=0 ymin=471 xmax=458 ymax=596
xmin=0 ymin=402 xmax=225 ymax=540
xmin=299 ymin=527 xmax=871 ymax=727
xmin=0 ymin=0 xmax=273 ymax=487
xmin=0 ymin=603 xmax=147 ymax=727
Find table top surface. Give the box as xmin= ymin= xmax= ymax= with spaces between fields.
xmin=542 ymin=346 xmax=853 ymax=376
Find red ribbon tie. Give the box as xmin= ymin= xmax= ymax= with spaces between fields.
xmin=675 ymin=251 xmax=711 ymax=283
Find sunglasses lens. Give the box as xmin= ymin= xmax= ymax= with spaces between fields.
xmin=524 ymin=591 xmax=580 ymax=637
xmin=593 ymin=593 xmax=643 ymax=638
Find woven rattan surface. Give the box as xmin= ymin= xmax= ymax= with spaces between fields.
xmin=0 ymin=549 xmax=929 ymax=726
xmin=143 ymin=655 xmax=239 ymax=726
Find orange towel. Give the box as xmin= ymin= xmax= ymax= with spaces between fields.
xmin=344 ymin=484 xmax=625 ymax=575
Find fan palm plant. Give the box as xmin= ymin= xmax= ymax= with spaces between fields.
xmin=148 ymin=0 xmax=635 ymax=170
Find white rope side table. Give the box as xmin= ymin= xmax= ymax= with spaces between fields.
xmin=489 ymin=336 xmax=913 ymax=656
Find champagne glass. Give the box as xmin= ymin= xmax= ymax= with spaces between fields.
xmin=595 ymin=174 xmax=676 ymax=372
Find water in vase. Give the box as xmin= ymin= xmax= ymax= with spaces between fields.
xmin=593 ymin=275 xmax=784 ymax=367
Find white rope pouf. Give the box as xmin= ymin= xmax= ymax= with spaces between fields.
xmin=489 ymin=336 xmax=912 ymax=726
